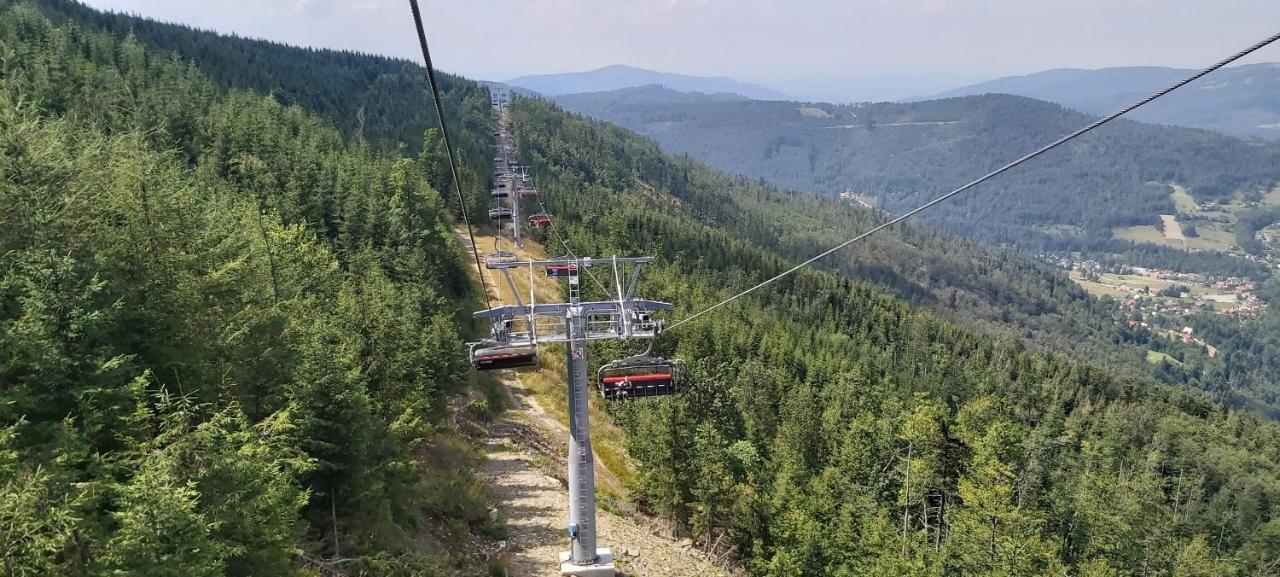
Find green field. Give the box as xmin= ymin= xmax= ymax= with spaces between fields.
xmin=1183 ymin=222 xmax=1236 ymax=251
xmin=1069 ymin=271 xmax=1132 ymax=298
xmin=1266 ymin=185 xmax=1280 ymax=206
xmin=1110 ymin=183 xmax=1269 ymax=253
xmin=1170 ymin=183 xmax=1199 ymax=214
xmin=1115 ymin=225 xmax=1168 ymax=244
xmin=1146 ymin=350 xmax=1184 ymax=366
xmin=1115 ymin=221 xmax=1234 ymax=252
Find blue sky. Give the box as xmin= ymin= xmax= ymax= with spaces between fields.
xmin=80 ymin=0 xmax=1280 ymax=102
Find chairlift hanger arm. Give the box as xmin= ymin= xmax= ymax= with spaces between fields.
xmin=474 ymin=299 xmax=673 ymax=319
xmin=625 ymin=264 xmax=644 ymax=301
xmin=512 ymin=256 xmax=655 ymax=267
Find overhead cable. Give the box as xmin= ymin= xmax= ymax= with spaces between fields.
xmin=408 ymin=0 xmax=493 ymax=311
xmin=665 ymin=31 xmax=1280 ymax=332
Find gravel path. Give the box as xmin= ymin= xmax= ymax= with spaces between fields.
xmin=483 ymin=378 xmax=730 ymax=577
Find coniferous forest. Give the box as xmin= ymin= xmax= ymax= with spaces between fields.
xmin=2 ymin=1 xmax=1280 ymax=576
xmin=1 ymin=2 xmax=501 ymax=574
xmin=507 ymin=98 xmax=1280 ymax=577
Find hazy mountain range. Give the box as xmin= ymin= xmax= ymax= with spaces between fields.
xmin=513 ymin=62 xmax=1280 ymax=140
xmin=504 ymin=64 xmax=789 ymax=100
xmin=553 ymin=84 xmax=1280 ymax=270
xmin=934 ymin=63 xmax=1280 ymax=140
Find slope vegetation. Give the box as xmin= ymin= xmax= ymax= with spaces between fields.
xmin=508 ymin=96 xmax=1280 ymax=577
xmin=0 ymin=3 xmax=503 ymax=574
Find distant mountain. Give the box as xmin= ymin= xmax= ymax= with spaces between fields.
xmin=934 ymin=63 xmax=1280 ymax=140
xmin=554 ymin=84 xmax=749 ymax=109
xmin=478 ymin=80 xmax=541 ymax=99
xmin=553 ymin=86 xmax=1280 ymax=275
xmin=505 ymin=64 xmax=789 ymax=100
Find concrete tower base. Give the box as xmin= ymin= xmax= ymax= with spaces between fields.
xmin=559 ymin=548 xmax=615 ymax=577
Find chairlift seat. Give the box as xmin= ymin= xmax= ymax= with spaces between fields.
xmin=485 ymin=251 xmax=518 ymax=268
xmin=471 ymin=343 xmax=538 ymax=370
xmin=546 ymin=264 xmax=578 ymax=277
xmin=598 ymin=357 xmax=680 ymax=400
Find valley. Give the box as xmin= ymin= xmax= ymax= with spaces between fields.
xmin=553 ymin=86 xmax=1280 ymax=278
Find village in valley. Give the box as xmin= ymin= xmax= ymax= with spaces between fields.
xmin=1059 ymin=259 xmax=1268 ymax=318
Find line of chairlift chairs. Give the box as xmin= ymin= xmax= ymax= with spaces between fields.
xmin=485 ymin=206 xmax=554 ymax=229
xmin=480 ymin=117 xmax=680 ymax=400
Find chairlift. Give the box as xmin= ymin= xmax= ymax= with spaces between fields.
xmin=491 ymin=188 xmax=509 ymax=198
xmin=489 ymin=207 xmax=513 ymax=220
xmin=518 ymin=187 xmax=538 ymax=198
xmin=485 ymin=251 xmax=518 ymax=268
xmin=598 ymin=344 xmax=681 ymax=400
xmin=630 ymin=310 xmax=657 ymax=334
xmin=528 ymin=214 xmax=551 ymax=228
xmin=470 ymin=341 xmax=538 ymax=370
xmin=542 ymin=264 xmax=578 ymax=277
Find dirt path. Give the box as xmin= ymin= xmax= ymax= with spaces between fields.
xmin=1160 ymin=214 xmax=1186 ymax=245
xmin=483 ymin=375 xmax=730 ymax=577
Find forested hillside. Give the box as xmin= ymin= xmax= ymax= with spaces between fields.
xmin=26 ymin=0 xmax=509 ymax=247
xmin=935 ymin=63 xmax=1280 ymax=140
xmin=0 ymin=3 xmax=504 ymax=575
xmin=554 ymin=87 xmax=1280 ymax=273
xmin=507 ymin=97 xmax=1280 ymax=576
xmin=520 ymin=94 xmax=1280 ymax=413
xmin=32 ymin=0 xmax=489 ymax=157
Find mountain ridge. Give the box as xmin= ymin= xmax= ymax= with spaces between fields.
xmin=505 ymin=63 xmax=789 ymax=100
xmin=933 ymin=62 xmax=1280 ymax=139
xmin=552 ymin=85 xmax=1280 ymax=268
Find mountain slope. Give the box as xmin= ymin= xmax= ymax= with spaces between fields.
xmin=552 ymin=87 xmax=1280 ymax=272
xmin=504 ymin=96 xmax=1280 ymax=576
xmin=506 ymin=64 xmax=788 ymax=99
xmin=2 ymin=2 xmax=505 ymax=574
xmin=935 ymin=63 xmax=1280 ymax=140
xmin=35 ymin=0 xmax=491 ymax=160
